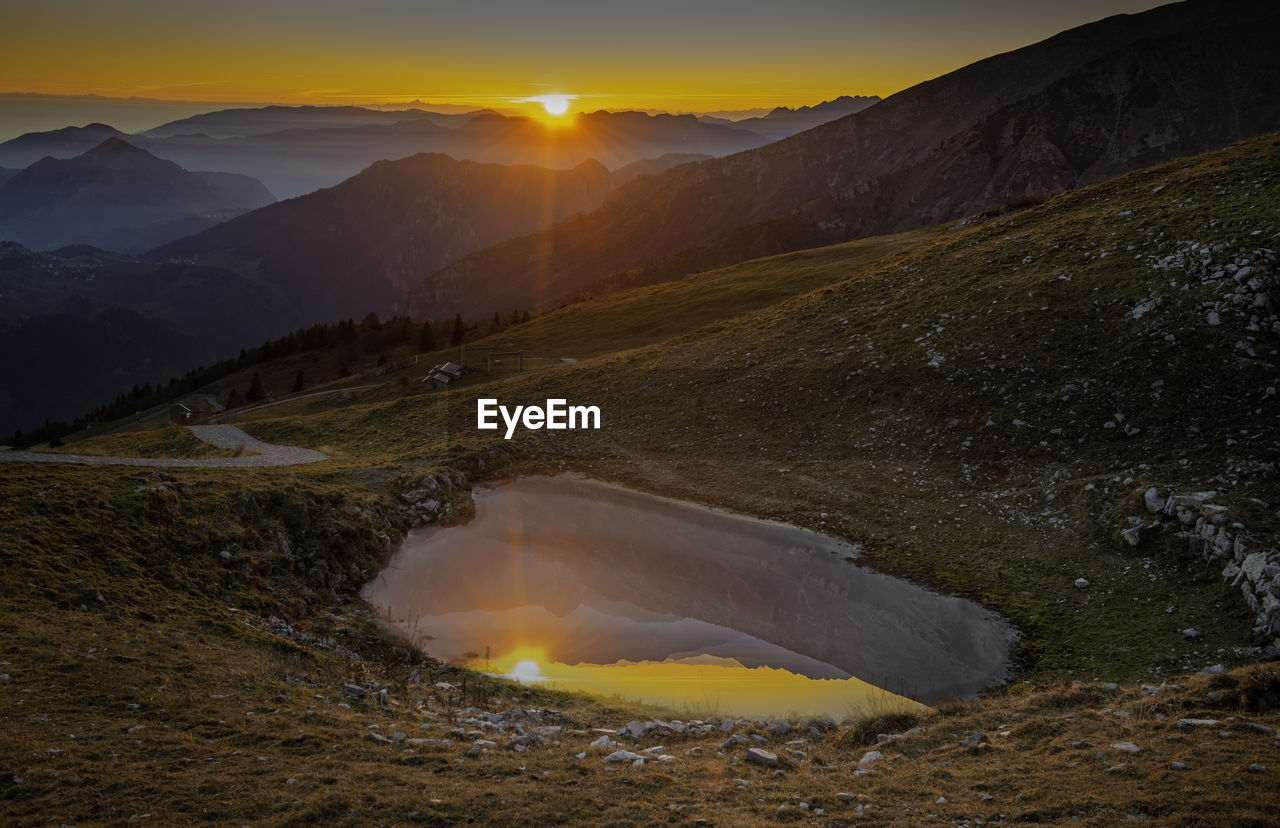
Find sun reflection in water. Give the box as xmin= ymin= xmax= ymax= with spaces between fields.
xmin=482 ymin=652 xmax=925 ymax=720
xmin=510 ymin=659 xmax=543 ymax=683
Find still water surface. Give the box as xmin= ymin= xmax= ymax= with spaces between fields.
xmin=364 ymin=476 xmax=1016 ymax=718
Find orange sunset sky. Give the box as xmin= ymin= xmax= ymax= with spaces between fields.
xmin=4 ymin=0 xmax=1166 ymax=118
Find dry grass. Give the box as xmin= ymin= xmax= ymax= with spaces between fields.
xmin=2 ymin=597 xmax=1276 ymax=826
xmin=46 ymin=425 xmax=248 ymax=459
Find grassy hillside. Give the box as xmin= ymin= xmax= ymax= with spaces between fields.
xmin=41 ymin=425 xmax=245 ymax=458
xmin=3 ymin=135 xmax=1279 ymax=824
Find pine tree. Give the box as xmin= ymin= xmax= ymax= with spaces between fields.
xmin=246 ymin=371 xmax=265 ymax=402
xmin=226 ymin=388 xmax=242 ymax=409
xmin=449 ymin=314 xmax=466 ymax=346
xmin=292 ymin=369 xmax=305 ymax=392
xmin=488 ymin=312 xmax=503 ymax=334
xmin=418 ymin=320 xmax=435 ymax=352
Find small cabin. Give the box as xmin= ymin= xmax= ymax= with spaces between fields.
xmin=424 ymin=361 xmax=464 ymax=388
xmin=169 ymin=403 xmax=209 ymax=425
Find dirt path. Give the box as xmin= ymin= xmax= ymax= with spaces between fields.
xmin=0 ymin=425 xmax=327 ymax=468
xmin=210 ymin=384 xmax=380 ymax=422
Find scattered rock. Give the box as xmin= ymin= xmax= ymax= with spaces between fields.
xmin=858 ymin=750 xmax=882 ymax=768
xmin=746 ymin=747 xmax=778 ymax=767
xmin=959 ymin=733 xmax=988 ymax=747
xmin=1112 ymin=742 xmax=1141 ymax=754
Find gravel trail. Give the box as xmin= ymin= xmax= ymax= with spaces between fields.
xmin=0 ymin=425 xmax=327 ymax=468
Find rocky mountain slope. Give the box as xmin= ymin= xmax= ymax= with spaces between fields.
xmin=403 ymin=0 xmax=1280 ymax=321
xmin=149 ymin=154 xmax=615 ymax=325
xmin=0 ymin=138 xmax=274 ymax=253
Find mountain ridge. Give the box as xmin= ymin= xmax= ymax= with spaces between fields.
xmin=0 ymin=138 xmax=274 ymax=254
xmin=148 ymin=153 xmax=616 ymax=324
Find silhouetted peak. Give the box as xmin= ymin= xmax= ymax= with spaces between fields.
xmin=83 ymin=137 xmax=153 ymax=158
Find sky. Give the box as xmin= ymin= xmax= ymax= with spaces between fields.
xmin=3 ymin=0 xmax=1168 ymax=117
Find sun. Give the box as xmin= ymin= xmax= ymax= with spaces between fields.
xmin=519 ymin=94 xmax=575 ymax=118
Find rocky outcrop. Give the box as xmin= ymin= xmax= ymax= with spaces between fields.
xmin=1122 ymin=485 xmax=1280 ymax=655
xmin=393 ymin=468 xmax=471 ymax=526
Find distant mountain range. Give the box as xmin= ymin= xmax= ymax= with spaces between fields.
xmin=0 ymin=109 xmax=771 ymax=198
xmin=400 ymin=0 xmax=1280 ymax=321
xmin=141 ymin=104 xmax=461 ymax=138
xmin=700 ymin=96 xmax=881 ymax=140
xmin=0 ymin=138 xmax=274 ymax=254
